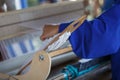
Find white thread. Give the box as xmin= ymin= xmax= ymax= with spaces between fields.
xmin=79 ymin=59 xmax=92 ymax=63
xmin=46 ymin=32 xmax=71 ymax=52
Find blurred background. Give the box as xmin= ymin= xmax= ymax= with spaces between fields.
xmin=0 ymin=0 xmax=114 ymax=20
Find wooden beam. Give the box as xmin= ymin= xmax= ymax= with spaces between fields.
xmin=0 ymin=0 xmax=83 ymax=27
xmin=50 ymin=46 xmax=72 ymax=57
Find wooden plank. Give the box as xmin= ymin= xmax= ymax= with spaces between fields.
xmin=49 ymin=47 xmax=72 ymax=57
xmin=15 ymin=51 xmax=51 ymax=80
xmin=0 ymin=0 xmax=83 ymax=27
xmin=0 ymin=9 xmax=84 ymax=40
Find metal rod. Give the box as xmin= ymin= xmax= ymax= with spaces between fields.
xmin=51 ymin=52 xmax=77 ymax=66
xmin=48 ymin=62 xmax=111 ymax=80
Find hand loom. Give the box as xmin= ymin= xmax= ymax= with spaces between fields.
xmin=0 ymin=14 xmax=87 ymax=80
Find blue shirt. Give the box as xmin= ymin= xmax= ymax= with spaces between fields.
xmin=59 ymin=0 xmax=120 ymax=79
xmin=102 ymin=0 xmax=114 ymax=11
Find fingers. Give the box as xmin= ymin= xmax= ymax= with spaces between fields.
xmin=40 ymin=25 xmax=49 ymax=41
xmin=40 ymin=34 xmax=46 ymax=41
xmin=40 ymin=24 xmax=59 ymax=41
xmin=40 ymin=29 xmax=51 ymax=41
xmin=40 ymin=32 xmax=53 ymax=41
xmin=40 ymin=30 xmax=51 ymax=41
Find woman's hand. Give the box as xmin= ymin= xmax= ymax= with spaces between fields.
xmin=40 ymin=24 xmax=59 ymax=41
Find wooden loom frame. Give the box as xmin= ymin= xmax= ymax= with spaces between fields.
xmin=0 ymin=15 xmax=86 ymax=80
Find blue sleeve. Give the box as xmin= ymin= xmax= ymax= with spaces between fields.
xmin=68 ymin=4 xmax=120 ymax=58
xmin=58 ymin=4 xmax=120 ymax=58
xmin=58 ymin=22 xmax=73 ymax=33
